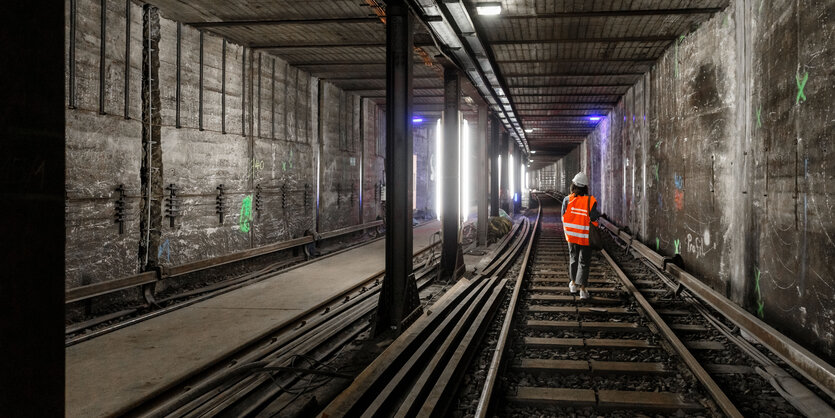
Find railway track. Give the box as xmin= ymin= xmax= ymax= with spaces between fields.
xmin=123 ymin=217 xmax=529 ymax=417
xmin=470 ymin=192 xmax=833 ymax=417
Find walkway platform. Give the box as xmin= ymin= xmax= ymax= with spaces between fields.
xmin=65 ymin=221 xmax=441 ymax=417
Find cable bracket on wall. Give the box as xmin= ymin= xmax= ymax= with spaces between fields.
xmin=164 ymin=183 xmax=181 ymax=227
xmin=216 ymin=184 xmax=226 ymax=224
xmin=114 ymin=184 xmax=126 ymax=235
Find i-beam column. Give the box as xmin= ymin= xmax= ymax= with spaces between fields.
xmin=489 ymin=116 xmax=500 ymax=217
xmin=514 ymin=146 xmax=522 ymax=211
xmin=440 ymin=65 xmax=461 ymax=281
xmin=476 ymin=105 xmax=488 ymax=246
xmin=375 ymin=0 xmax=418 ymax=335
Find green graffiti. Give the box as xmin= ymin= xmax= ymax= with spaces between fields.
xmin=656 ymin=237 xmax=660 ymax=251
xmin=654 ymin=164 xmax=659 ymax=181
xmin=674 ymin=239 xmax=681 ymax=254
xmin=722 ymin=14 xmax=729 ymax=27
xmin=756 ymin=105 xmax=762 ymax=128
xmin=796 ymin=72 xmax=809 ymax=104
xmin=240 ymin=195 xmax=253 ymax=233
xmin=674 ymin=36 xmax=685 ymax=78
xmin=282 ymin=161 xmax=287 ymax=171
xmin=754 ymin=268 xmax=765 ymax=318
xmin=655 ymin=140 xmax=662 ymax=149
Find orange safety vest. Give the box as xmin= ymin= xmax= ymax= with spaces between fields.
xmin=563 ymin=194 xmax=598 ymax=246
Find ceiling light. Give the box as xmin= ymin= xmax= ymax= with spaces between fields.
xmin=588 ymin=116 xmax=602 ymax=121
xmin=524 ymin=128 xmax=534 ymax=133
xmin=531 ymin=150 xmax=536 ymax=154
xmin=477 ymin=2 xmax=502 ymax=16
xmin=412 ymin=117 xmax=424 ymax=123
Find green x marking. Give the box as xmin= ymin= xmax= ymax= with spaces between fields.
xmin=754 ymin=268 xmax=764 ymax=318
xmin=796 ymin=72 xmax=808 ymax=104
xmin=756 ymin=105 xmax=762 ymax=128
xmin=674 ymin=239 xmax=681 ymax=254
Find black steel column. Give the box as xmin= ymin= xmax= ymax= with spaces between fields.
xmin=489 ymin=116 xmax=499 ymax=217
xmin=500 ymin=130 xmax=509 ymax=213
xmin=375 ymin=0 xmax=417 ymax=335
xmin=440 ymin=65 xmax=461 ymax=281
xmin=476 ymin=105 xmax=488 ymax=246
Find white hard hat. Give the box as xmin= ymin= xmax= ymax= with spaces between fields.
xmin=572 ymin=172 xmax=589 ymax=187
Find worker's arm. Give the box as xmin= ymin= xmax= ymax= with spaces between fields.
xmin=589 ymin=201 xmax=600 ymax=221
xmin=561 ymin=196 xmax=569 ymax=217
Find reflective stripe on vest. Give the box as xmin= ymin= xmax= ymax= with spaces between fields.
xmin=562 ymin=194 xmax=597 ymax=246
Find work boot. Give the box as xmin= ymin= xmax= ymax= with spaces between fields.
xmin=579 ymin=289 xmax=590 ymax=300
xmin=569 ymin=281 xmax=577 ymax=294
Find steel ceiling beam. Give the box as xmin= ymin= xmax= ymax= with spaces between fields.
xmin=187 ymin=17 xmax=381 ymax=28
xmin=503 ymin=8 xmax=725 ymax=19
xmin=497 ymin=57 xmax=656 ymax=64
xmin=505 ymin=72 xmax=644 ymax=77
xmin=507 ymin=83 xmax=634 ymax=88
xmin=490 ymin=36 xmax=677 ymax=45
xmin=250 ymin=41 xmax=434 ymax=49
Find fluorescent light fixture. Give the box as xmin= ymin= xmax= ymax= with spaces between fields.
xmin=476 ymin=2 xmax=502 ymax=16
xmin=461 ymin=121 xmax=470 ymax=223
xmin=508 ymin=154 xmax=514 ymax=204
xmin=529 ymin=159 xmax=533 ymax=162
xmin=524 ymin=128 xmax=534 ymax=133
xmin=531 ymin=150 xmax=536 ymax=154
xmin=412 ymin=117 xmax=424 ymax=123
xmin=588 ymin=116 xmax=602 ymax=121
xmin=435 ymin=119 xmax=442 ymax=220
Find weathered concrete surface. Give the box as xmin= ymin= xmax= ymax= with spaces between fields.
xmin=65 ymin=221 xmax=440 ymax=418
xmin=65 ymin=4 xmax=387 ymax=290
xmin=64 ymin=0 xmax=144 ymax=289
xmin=569 ymin=1 xmax=835 ymax=360
xmin=362 ymin=99 xmax=385 ymax=222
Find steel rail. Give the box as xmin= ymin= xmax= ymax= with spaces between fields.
xmin=65 ymin=220 xmax=387 ymax=304
xmin=597 ymin=216 xmax=835 ymax=401
xmin=319 ymin=215 xmax=535 ymax=417
xmin=474 ymin=193 xmax=544 ymax=418
xmin=66 ymin=231 xmax=438 ymax=346
xmin=125 ymin=247 xmax=441 ymax=417
xmin=600 ymin=249 xmax=743 ymax=418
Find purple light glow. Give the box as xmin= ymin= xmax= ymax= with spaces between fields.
xmin=412 ymin=117 xmax=424 ymax=123
xmin=588 ymin=116 xmax=602 ymax=121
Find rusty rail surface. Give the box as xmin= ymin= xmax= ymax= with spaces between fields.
xmin=597 ymin=215 xmax=835 ymax=401
xmin=320 ymin=213 xmax=536 ymax=417
xmin=601 ymin=249 xmax=743 ymax=417
xmin=474 ymin=193 xmax=544 ymax=418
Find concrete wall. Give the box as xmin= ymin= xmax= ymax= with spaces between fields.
xmin=65 ymin=1 xmax=383 ymax=289
xmin=583 ymin=0 xmax=835 ymax=361
xmin=65 ymin=0 xmax=144 ymax=288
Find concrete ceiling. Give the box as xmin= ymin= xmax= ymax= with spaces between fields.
xmin=144 ymin=0 xmax=729 ymax=161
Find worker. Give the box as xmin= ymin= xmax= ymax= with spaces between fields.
xmin=561 ymin=172 xmax=600 ymax=300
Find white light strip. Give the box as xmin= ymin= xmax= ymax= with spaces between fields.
xmin=435 ymin=118 xmax=442 ymax=220
xmin=461 ymin=120 xmax=470 ymax=222
xmin=509 ymin=154 xmax=514 ymax=204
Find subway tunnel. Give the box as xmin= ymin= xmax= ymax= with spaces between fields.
xmin=2 ymin=0 xmax=835 ymax=416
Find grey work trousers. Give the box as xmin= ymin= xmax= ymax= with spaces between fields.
xmin=568 ymin=242 xmax=592 ymax=286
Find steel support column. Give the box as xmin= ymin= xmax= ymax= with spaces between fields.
xmin=489 ymin=116 xmax=500 ymax=217
xmin=375 ymin=0 xmax=418 ymax=335
xmin=439 ymin=65 xmax=461 ymax=282
xmin=476 ymin=105 xmax=488 ymax=246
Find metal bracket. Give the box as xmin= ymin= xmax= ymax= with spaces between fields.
xmin=164 ymin=183 xmax=181 ymax=227
xmin=216 ymin=184 xmax=226 ymax=224
xmin=114 ymin=184 xmax=126 ymax=235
